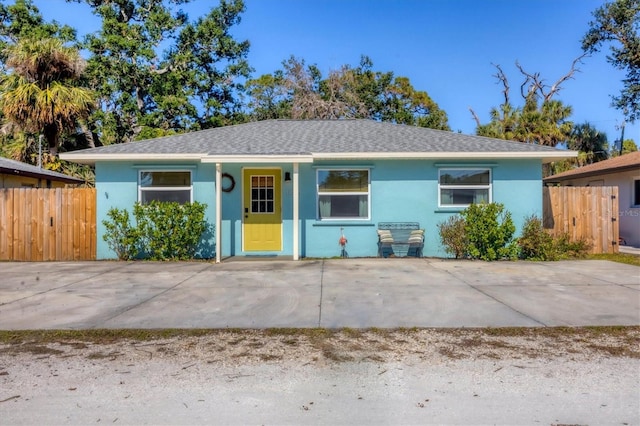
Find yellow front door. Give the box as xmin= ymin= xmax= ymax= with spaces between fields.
xmin=243 ymin=168 xmax=282 ymax=251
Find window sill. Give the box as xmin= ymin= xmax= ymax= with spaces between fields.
xmin=434 ymin=207 xmax=466 ymax=213
xmin=313 ymin=221 xmax=375 ymax=227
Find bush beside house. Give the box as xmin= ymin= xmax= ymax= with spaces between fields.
xmin=438 ymin=203 xmax=590 ymax=261
xmin=103 ymin=201 xmax=208 ymax=260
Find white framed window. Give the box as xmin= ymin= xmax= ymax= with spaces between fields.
xmin=139 ymin=170 xmax=192 ymax=204
xmin=633 ymin=178 xmax=640 ymax=207
xmin=439 ymin=168 xmax=491 ymax=207
xmin=317 ymin=169 xmax=370 ymax=220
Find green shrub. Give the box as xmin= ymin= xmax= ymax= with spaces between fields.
xmin=437 ymin=215 xmax=468 ymax=259
xmin=517 ymin=215 xmax=591 ymax=260
xmin=553 ymin=233 xmax=591 ymax=259
xmin=102 ymin=201 xmax=208 ymax=261
xmin=102 ymin=208 xmax=141 ymax=260
xmin=517 ymin=215 xmax=558 ymax=260
xmin=461 ymin=203 xmax=517 ymax=261
xmin=134 ymin=201 xmax=207 ymax=260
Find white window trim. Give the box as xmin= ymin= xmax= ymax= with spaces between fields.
xmin=138 ymin=170 xmax=193 ymax=204
xmin=438 ymin=167 xmax=492 ymax=208
xmin=316 ymin=168 xmax=371 ymax=220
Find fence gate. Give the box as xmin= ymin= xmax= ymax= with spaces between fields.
xmin=543 ymin=186 xmax=619 ymax=254
xmin=0 ymin=188 xmax=96 ymax=261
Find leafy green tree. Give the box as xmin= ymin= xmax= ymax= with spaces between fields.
xmin=245 ymin=72 xmax=291 ymax=120
xmin=0 ymin=37 xmax=95 ymax=155
xmin=0 ymin=0 xmax=77 ymax=65
xmin=583 ymin=0 xmax=640 ymax=122
xmin=621 ymin=138 xmax=638 ymax=153
xmin=611 ymin=138 xmax=638 ymax=155
xmin=382 ymin=76 xmax=449 ymax=129
xmin=75 ymin=0 xmax=251 ymax=144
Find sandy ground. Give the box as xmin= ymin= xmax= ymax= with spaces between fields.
xmin=1 ymin=328 xmax=639 ymax=425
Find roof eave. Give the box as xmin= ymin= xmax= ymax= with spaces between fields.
xmin=59 ymin=153 xmax=204 ymax=165
xmin=201 ymin=154 xmax=314 ymax=164
xmin=0 ymin=167 xmax=83 ymax=183
xmin=544 ymin=163 xmax=640 ymax=182
xmin=60 ymin=150 xmax=577 ymax=165
xmin=312 ymin=151 xmax=578 ymax=163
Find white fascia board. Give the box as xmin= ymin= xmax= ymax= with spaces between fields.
xmin=312 ymin=151 xmax=578 ymax=162
xmin=59 ymin=153 xmax=203 ymax=165
xmin=201 ymin=155 xmax=314 ymax=164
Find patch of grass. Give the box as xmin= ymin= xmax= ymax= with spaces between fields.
xmin=0 ymin=344 xmax=64 ymax=356
xmin=587 ymin=252 xmax=640 ymax=266
xmin=340 ymin=328 xmax=363 ymax=338
xmin=86 ymin=351 xmax=120 ymax=360
xmin=259 ymin=353 xmax=282 ymax=361
xmin=438 ymin=346 xmax=465 ymax=359
xmin=588 ymin=344 xmax=640 ymax=358
xmin=320 ymin=343 xmax=354 ymax=362
xmin=227 ymin=337 xmax=246 ymax=346
xmin=363 ymin=354 xmax=386 ymax=362
xmin=480 ymin=326 xmax=582 ymax=338
xmin=263 ymin=328 xmax=334 ymax=339
xmin=0 ymin=329 xmax=215 ymax=345
xmin=1 ymin=327 xmax=639 ymax=361
xmin=459 ymin=337 xmax=484 ymax=348
xmin=1 ymin=326 xmax=637 ymax=344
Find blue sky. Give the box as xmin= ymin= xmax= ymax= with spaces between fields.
xmin=32 ymin=0 xmax=637 ymax=145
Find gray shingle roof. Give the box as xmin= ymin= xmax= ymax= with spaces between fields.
xmin=0 ymin=157 xmax=83 ymax=183
xmin=62 ymin=119 xmax=571 ymax=160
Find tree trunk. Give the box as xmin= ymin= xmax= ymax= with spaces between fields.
xmin=79 ymin=120 xmax=96 ymax=148
xmin=43 ymin=124 xmax=59 ymax=155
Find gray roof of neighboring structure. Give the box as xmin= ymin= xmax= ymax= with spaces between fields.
xmin=61 ymin=119 xmax=575 ymax=164
xmin=0 ymin=157 xmax=83 ymax=184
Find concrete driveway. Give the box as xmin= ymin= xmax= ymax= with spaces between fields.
xmin=0 ymin=258 xmax=638 ymax=329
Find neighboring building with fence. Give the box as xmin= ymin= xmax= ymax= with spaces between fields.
xmin=0 ymin=157 xmax=83 ymax=188
xmin=544 ymin=151 xmax=640 ymax=248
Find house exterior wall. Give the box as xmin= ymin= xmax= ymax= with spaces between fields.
xmin=552 ymin=170 xmax=640 ymax=247
xmin=95 ymin=158 xmax=544 ymax=259
xmin=95 ymin=161 xmax=217 ymax=259
xmin=298 ymin=159 xmax=542 ymax=258
xmin=0 ymin=174 xmax=68 ymax=188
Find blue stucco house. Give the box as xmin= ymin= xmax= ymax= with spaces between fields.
xmin=61 ymin=119 xmax=576 ymax=261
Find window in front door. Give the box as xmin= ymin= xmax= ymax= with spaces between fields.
xmin=251 ymin=175 xmax=275 ymax=213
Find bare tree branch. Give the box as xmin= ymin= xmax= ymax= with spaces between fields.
xmin=544 ymin=52 xmax=589 ymax=101
xmin=515 ymin=60 xmax=542 ymax=100
xmin=469 ymin=107 xmax=482 ymax=128
xmin=516 ymin=53 xmax=589 ymax=102
xmin=491 ymin=63 xmax=510 ymax=105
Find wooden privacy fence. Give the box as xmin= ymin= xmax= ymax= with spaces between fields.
xmin=543 ymin=186 xmax=619 ymax=254
xmin=0 ymin=188 xmax=96 ymax=261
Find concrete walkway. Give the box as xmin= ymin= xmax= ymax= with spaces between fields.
xmin=0 ymin=258 xmax=638 ymax=329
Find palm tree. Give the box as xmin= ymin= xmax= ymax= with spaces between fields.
xmin=569 ymin=122 xmax=609 ymax=165
xmin=0 ymin=37 xmax=95 ymax=155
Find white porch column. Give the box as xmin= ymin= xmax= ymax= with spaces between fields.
xmin=292 ymin=162 xmax=299 ymax=260
xmin=215 ymin=163 xmax=222 ymax=264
